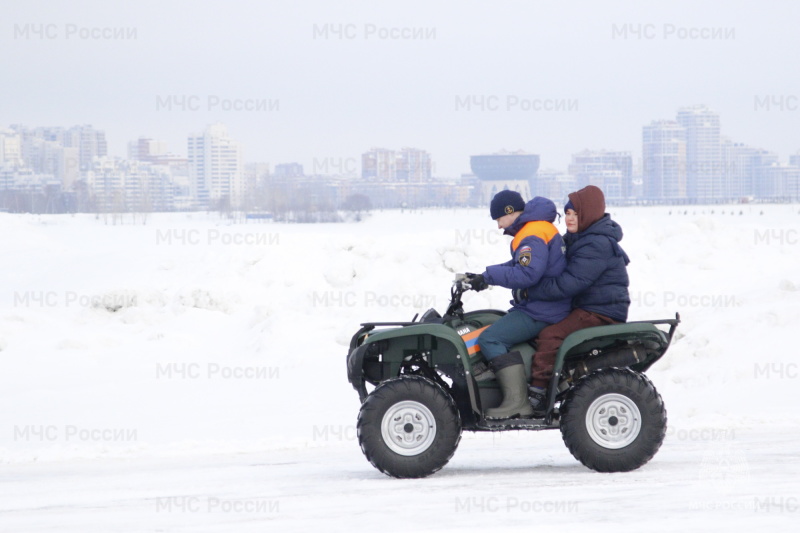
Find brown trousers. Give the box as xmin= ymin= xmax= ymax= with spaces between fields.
xmin=530 ymin=308 xmax=618 ymax=388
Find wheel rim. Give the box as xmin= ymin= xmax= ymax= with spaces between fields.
xmin=380 ymin=400 xmax=437 ymax=456
xmin=585 ymin=393 xmax=641 ymax=449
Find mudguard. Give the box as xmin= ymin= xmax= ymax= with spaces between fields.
xmin=346 ymin=311 xmax=507 ymax=418
xmin=544 ymin=314 xmax=680 ymax=419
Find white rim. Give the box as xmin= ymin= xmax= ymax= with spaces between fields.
xmin=381 ymin=401 xmax=437 ymax=456
xmin=585 ymin=393 xmax=641 ymax=449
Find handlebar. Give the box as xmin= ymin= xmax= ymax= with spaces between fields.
xmin=445 ymin=274 xmax=471 ymax=318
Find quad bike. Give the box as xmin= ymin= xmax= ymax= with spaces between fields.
xmin=346 ymin=274 xmax=680 ymax=478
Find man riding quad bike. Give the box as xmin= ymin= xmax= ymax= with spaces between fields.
xmin=346 ymin=274 xmax=680 ymax=478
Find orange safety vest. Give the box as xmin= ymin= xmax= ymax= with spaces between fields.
xmin=511 ymin=220 xmax=559 ymax=252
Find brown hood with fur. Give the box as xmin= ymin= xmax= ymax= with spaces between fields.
xmin=568 ymin=185 xmax=606 ymax=232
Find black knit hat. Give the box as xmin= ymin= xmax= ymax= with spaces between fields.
xmin=490 ymin=190 xmax=525 ymax=220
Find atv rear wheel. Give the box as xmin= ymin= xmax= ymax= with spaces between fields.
xmin=357 ymin=375 xmax=462 ymax=478
xmin=560 ymin=368 xmax=667 ymax=472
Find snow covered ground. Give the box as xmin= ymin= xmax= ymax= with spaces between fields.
xmin=1 ymin=205 xmax=799 ymax=531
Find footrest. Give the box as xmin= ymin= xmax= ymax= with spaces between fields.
xmin=475 ymin=417 xmax=558 ymax=431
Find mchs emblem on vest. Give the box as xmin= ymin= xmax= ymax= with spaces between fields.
xmin=518 ymin=245 xmax=532 ymax=266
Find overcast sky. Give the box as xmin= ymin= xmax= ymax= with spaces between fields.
xmin=3 ymin=0 xmax=798 ymax=176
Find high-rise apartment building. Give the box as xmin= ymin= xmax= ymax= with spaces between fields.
xmin=128 ymin=138 xmax=168 ymax=162
xmin=785 ymin=167 xmax=800 ymax=200
xmin=642 ymin=121 xmax=687 ymax=199
xmin=362 ymin=148 xmax=397 ymax=180
xmin=187 ymin=124 xmax=243 ymax=207
xmin=757 ymin=165 xmax=798 ymax=199
xmin=361 ymin=147 xmax=432 ymax=181
xmin=676 ymin=105 xmax=722 ymax=199
xmin=10 ymin=124 xmax=105 ymax=187
xmin=0 ymin=130 xmax=23 ymax=166
xmin=63 ymin=125 xmax=108 ymax=169
xmin=534 ymin=168 xmax=577 ymax=204
xmin=86 ymin=157 xmax=175 ymax=212
xmin=396 ymin=147 xmax=432 ymax=182
xmin=20 ymin=137 xmax=79 ymax=189
xmin=568 ymin=149 xmax=632 ymax=199
xmin=721 ymin=139 xmax=779 ymax=199
xmin=128 ymin=137 xmax=186 ymax=171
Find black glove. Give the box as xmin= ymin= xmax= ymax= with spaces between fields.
xmin=465 ymin=272 xmax=488 ymax=292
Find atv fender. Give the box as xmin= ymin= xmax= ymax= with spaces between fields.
xmin=544 ymin=315 xmax=680 ymax=419
xmin=347 ymin=324 xmax=476 ymax=408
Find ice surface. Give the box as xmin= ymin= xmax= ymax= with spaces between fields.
xmin=1 ymin=206 xmax=798 ymax=531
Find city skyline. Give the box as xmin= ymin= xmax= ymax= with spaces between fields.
xmin=3 ymin=99 xmax=799 ymax=214
xmin=3 ymin=1 xmax=799 ymax=178
xmin=5 ymin=100 xmax=798 ymax=181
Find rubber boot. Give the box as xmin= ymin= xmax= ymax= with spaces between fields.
xmin=485 ymin=351 xmax=535 ymax=419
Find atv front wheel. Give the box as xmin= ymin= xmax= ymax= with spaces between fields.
xmin=560 ymin=368 xmax=667 ymax=472
xmin=357 ymin=375 xmax=462 ymax=478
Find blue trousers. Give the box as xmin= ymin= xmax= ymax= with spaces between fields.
xmin=477 ymin=310 xmax=550 ymax=361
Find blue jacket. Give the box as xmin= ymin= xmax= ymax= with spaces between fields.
xmin=482 ymin=197 xmax=571 ymax=323
xmin=527 ymin=214 xmax=631 ymax=322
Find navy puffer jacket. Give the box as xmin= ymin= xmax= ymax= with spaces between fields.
xmin=482 ymin=197 xmax=571 ymax=324
xmin=527 ymin=213 xmax=631 ymax=322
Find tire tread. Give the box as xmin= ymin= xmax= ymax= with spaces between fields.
xmin=357 ymin=375 xmax=462 ymax=478
xmin=560 ymin=368 xmax=667 ymax=473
